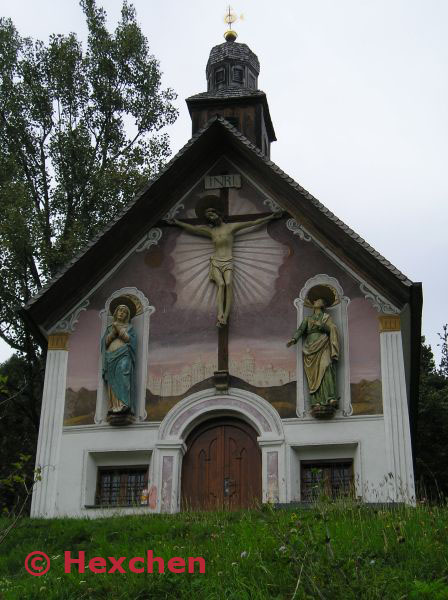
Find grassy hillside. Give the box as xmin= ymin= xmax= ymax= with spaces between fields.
xmin=1 ymin=502 xmax=448 ymax=599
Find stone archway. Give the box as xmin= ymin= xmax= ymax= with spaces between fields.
xmin=151 ymin=387 xmax=286 ymax=513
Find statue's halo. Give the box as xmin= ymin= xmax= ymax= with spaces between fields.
xmin=195 ymin=195 xmax=226 ymax=221
xmin=305 ymin=284 xmax=340 ymax=308
xmin=109 ymin=296 xmax=137 ymax=319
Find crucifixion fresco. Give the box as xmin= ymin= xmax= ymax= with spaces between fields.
xmin=168 ymin=204 xmax=282 ymax=327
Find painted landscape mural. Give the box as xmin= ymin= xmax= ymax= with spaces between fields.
xmin=64 ymin=164 xmax=383 ymax=425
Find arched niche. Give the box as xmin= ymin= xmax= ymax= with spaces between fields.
xmin=293 ymin=275 xmax=352 ymax=418
xmin=95 ymin=287 xmax=155 ymax=424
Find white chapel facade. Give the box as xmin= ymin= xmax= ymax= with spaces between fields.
xmin=24 ymin=31 xmax=422 ymax=517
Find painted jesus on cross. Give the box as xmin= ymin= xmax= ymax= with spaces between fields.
xmin=169 ymin=206 xmax=282 ymax=327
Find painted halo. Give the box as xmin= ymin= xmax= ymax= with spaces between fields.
xmin=304 ymin=284 xmax=340 ymax=308
xmin=109 ymin=296 xmax=138 ymax=319
xmin=195 ymin=194 xmax=226 ymax=221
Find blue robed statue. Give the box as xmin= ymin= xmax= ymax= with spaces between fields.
xmin=101 ymin=302 xmax=137 ymax=415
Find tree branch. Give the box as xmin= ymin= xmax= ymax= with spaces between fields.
xmin=0 ymin=327 xmax=24 ymax=352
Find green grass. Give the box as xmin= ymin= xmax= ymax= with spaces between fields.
xmin=1 ymin=502 xmax=448 ymax=599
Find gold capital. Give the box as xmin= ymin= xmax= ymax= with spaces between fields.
xmin=48 ymin=332 xmax=70 ymax=350
xmin=378 ymin=315 xmax=401 ymax=332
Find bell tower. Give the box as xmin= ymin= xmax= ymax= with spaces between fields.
xmin=186 ymin=23 xmax=276 ymax=157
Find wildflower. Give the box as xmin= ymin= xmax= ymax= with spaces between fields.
xmin=278 ymin=545 xmax=287 ymax=553
xmin=51 ymin=555 xmax=61 ymax=560
xmin=370 ymin=559 xmax=376 ymax=565
xmin=231 ymin=562 xmax=238 ymax=567
xmin=240 ymin=551 xmax=248 ymax=558
xmin=79 ymin=581 xmax=86 ymax=584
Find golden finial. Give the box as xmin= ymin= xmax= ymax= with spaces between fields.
xmin=223 ymin=6 xmax=244 ymax=42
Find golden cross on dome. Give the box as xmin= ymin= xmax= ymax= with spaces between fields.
xmin=223 ymin=6 xmax=244 ymax=41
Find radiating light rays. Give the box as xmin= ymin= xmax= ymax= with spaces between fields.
xmin=227 ymin=189 xmax=260 ymax=215
xmin=171 ymin=227 xmax=287 ymax=312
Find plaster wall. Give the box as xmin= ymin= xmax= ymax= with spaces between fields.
xmin=54 ymin=424 xmax=159 ymax=517
xmin=283 ymin=416 xmax=391 ymax=502
xmin=52 ymin=413 xmax=392 ymax=517
xmin=34 ymin=160 xmax=414 ymax=517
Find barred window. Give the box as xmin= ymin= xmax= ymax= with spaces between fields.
xmin=95 ymin=467 xmax=148 ymax=506
xmin=301 ymin=460 xmax=353 ymax=502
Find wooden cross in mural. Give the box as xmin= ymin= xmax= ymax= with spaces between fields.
xmin=165 ymin=175 xmax=282 ymax=391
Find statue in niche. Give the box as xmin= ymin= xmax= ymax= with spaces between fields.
xmin=101 ymin=300 xmax=137 ymax=417
xmin=287 ymin=286 xmax=340 ymax=418
xmin=168 ymin=197 xmax=282 ymax=327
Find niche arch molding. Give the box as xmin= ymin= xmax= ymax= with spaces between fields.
xmin=293 ymin=274 xmax=351 ymax=418
xmin=95 ymin=287 xmax=155 ymax=424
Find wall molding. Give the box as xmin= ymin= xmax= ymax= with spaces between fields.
xmin=360 ymin=283 xmax=400 ymax=315
xmin=286 ymin=218 xmax=312 ymax=242
xmin=50 ymin=299 xmax=90 ymax=334
xmin=158 ymin=387 xmax=285 ymax=442
xmin=135 ymin=228 xmax=162 ymax=253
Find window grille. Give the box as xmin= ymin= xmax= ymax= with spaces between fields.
xmin=301 ymin=460 xmax=353 ymax=502
xmin=95 ymin=467 xmax=147 ymax=506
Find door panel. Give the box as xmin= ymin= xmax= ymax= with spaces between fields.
xmin=181 ymin=418 xmax=261 ymax=510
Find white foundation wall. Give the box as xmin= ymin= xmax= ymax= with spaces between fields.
xmin=283 ymin=416 xmax=395 ymax=503
xmin=54 ymin=424 xmax=159 ymax=517
xmin=48 ymin=413 xmax=406 ymax=518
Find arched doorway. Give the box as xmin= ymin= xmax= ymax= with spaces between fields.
xmin=181 ymin=417 xmax=262 ymax=510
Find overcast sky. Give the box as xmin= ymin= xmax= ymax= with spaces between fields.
xmin=1 ymin=0 xmax=447 ymax=364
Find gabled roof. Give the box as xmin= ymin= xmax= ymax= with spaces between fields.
xmin=21 ymin=116 xmax=419 ymax=337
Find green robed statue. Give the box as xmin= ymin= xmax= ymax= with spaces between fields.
xmin=287 ymin=297 xmax=339 ymax=408
xmin=102 ymin=303 xmax=137 ymax=415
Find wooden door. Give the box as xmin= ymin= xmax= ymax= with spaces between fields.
xmin=181 ymin=418 xmax=261 ymax=510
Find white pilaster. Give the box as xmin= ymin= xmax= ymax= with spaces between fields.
xmin=259 ymin=439 xmax=287 ymax=503
xmin=31 ymin=334 xmax=69 ymax=517
xmin=153 ymin=441 xmax=186 ymax=513
xmin=380 ymin=317 xmax=415 ymax=504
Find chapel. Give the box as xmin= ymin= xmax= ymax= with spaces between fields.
xmin=23 ymin=25 xmax=422 ymax=517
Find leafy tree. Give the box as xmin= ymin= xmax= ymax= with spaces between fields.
xmin=0 ymin=356 xmax=41 ymax=513
xmin=416 ymin=333 xmax=448 ymax=500
xmin=438 ymin=324 xmax=448 ymax=377
xmin=0 ymin=0 xmax=177 ymax=511
xmin=0 ymin=0 xmax=177 ymax=353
